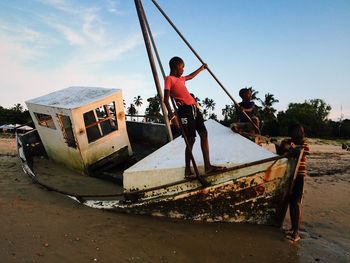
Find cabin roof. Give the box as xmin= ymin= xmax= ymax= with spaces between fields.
xmin=26 ymin=86 xmax=119 ymax=109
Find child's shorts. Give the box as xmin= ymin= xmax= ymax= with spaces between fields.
xmin=177 ymin=105 xmax=206 ymax=138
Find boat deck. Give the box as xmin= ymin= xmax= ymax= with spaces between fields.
xmin=33 ymin=156 xmax=124 ymax=197
xmin=30 ymin=137 xmax=166 ymax=198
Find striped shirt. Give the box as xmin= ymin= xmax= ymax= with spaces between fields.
xmin=282 ymin=139 xmax=310 ymax=176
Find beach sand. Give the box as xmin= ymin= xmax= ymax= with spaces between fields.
xmin=0 ymin=137 xmax=349 ymax=262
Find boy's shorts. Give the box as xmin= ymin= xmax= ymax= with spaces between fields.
xmin=177 ymin=105 xmax=206 ymax=138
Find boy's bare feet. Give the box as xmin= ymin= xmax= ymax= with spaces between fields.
xmin=184 ymin=168 xmax=196 ymax=179
xmin=286 ymin=233 xmax=301 ymax=243
xmin=205 ymin=165 xmax=226 ymax=174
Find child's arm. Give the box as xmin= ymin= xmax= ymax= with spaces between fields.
xmin=163 ymin=90 xmax=173 ymax=118
xmin=163 ymin=90 xmax=179 ymax=128
xmin=184 ymin=63 xmax=207 ymax=81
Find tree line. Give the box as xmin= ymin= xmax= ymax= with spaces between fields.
xmin=1 ymin=93 xmax=349 ymax=138
xmin=125 ymin=91 xmax=349 ymax=139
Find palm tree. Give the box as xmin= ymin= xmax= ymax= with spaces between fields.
xmin=222 ymin=104 xmax=231 ymax=122
xmin=145 ymin=95 xmax=163 ymax=123
xmin=202 ymin=108 xmax=208 ymax=120
xmin=248 ymin=87 xmax=260 ymax=101
xmin=127 ymin=103 xmax=137 ymax=121
xmin=258 ymin=93 xmax=279 ymax=119
xmin=202 ymin=97 xmax=216 ymax=118
xmin=12 ymin=103 xmax=23 ymax=112
xmin=209 ymin=113 xmax=218 ymax=120
xmin=133 ymin=95 xmax=143 ymax=121
xmin=221 ymin=104 xmax=238 ymax=125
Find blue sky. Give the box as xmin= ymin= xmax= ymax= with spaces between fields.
xmin=1 ymin=0 xmax=349 ymax=120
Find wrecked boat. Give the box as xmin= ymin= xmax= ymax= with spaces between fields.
xmin=16 ymin=0 xmax=303 ymax=226
xmin=17 ymin=85 xmax=302 ymax=226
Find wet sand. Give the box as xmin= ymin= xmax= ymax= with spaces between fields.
xmin=0 ymin=138 xmax=349 ymax=262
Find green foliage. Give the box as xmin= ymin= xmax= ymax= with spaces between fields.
xmin=133 ymin=95 xmax=143 ymax=108
xmin=202 ymin=97 xmax=216 ymax=120
xmin=276 ymin=99 xmax=332 ymax=137
xmin=127 ymin=103 xmax=137 ymax=116
xmin=145 ymin=95 xmax=163 ymax=123
xmin=209 ymin=113 xmax=218 ymax=121
xmin=220 ymin=104 xmax=237 ymax=126
xmin=258 ymin=93 xmax=279 ymax=120
xmin=329 ymin=119 xmax=350 ymax=138
xmin=0 ymin=104 xmax=31 ymax=125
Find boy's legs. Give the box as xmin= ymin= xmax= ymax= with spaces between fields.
xmin=289 ymin=174 xmax=304 ymax=241
xmin=178 ymin=105 xmax=197 ymax=176
xmin=185 ymin=137 xmax=195 ymax=175
xmin=198 ymin=130 xmax=210 ymax=170
xmin=196 ymin=111 xmax=225 ymax=173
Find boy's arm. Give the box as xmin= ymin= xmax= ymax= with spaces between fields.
xmin=163 ymin=90 xmax=173 ymax=117
xmin=184 ymin=64 xmax=207 ymax=81
xmin=164 ymin=90 xmax=179 ymax=128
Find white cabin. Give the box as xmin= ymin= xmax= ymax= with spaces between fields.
xmin=26 ymin=86 xmax=132 ymax=175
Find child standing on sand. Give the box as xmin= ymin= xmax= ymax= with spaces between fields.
xmin=163 ymin=56 xmax=225 ymax=178
xmin=276 ymin=124 xmax=310 ymax=242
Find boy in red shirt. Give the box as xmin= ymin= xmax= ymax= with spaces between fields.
xmin=163 ymin=56 xmax=224 ymax=178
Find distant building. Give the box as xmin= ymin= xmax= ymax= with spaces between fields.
xmin=26 ymin=86 xmax=132 ymax=175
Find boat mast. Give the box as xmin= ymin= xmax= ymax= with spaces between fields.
xmin=134 ymin=0 xmax=173 ymax=141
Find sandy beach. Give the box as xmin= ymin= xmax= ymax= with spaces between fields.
xmin=0 ymin=137 xmax=349 ymax=262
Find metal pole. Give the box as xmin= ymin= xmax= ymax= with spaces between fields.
xmin=134 ymin=0 xmax=173 ymax=141
xmin=138 ymin=0 xmax=207 ymax=186
xmin=151 ymin=0 xmax=260 ymax=134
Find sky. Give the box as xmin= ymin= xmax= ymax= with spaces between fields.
xmin=1 ymin=0 xmax=349 ymax=120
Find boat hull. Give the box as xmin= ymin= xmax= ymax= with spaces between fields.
xmin=82 ymin=157 xmax=297 ymax=226
xmin=17 ymin=130 xmax=299 ymax=226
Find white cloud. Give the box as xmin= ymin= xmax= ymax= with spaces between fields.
xmin=106 ymin=0 xmax=125 ymax=15
xmin=0 ymin=28 xmax=150 ymax=109
xmin=0 ymin=1 xmax=156 ymax=110
xmin=0 ymin=34 xmax=42 ymax=63
xmin=78 ymin=33 xmax=142 ymax=65
xmin=54 ymin=23 xmax=86 ymax=45
xmin=37 ymin=0 xmax=79 ymax=14
xmin=82 ymin=10 xmax=105 ymax=44
xmin=0 ymin=23 xmax=55 ymax=50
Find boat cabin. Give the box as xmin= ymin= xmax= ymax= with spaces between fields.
xmin=26 ymin=86 xmax=132 ymax=175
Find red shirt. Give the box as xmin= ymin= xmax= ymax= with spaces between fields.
xmin=164 ymin=76 xmax=196 ymax=106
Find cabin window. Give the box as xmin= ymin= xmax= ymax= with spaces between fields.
xmin=83 ymin=102 xmax=118 ymax=143
xmin=57 ymin=114 xmax=77 ymax=148
xmin=34 ymin=112 xmax=56 ymax=129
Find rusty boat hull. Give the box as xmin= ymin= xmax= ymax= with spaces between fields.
xmin=17 ymin=128 xmax=300 ymax=227
xmin=82 ymin=156 xmax=298 ymax=226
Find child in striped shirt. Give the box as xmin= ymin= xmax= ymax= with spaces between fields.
xmin=276 ymin=124 xmax=310 ymax=242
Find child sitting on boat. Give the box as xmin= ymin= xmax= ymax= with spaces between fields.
xmin=275 ymin=124 xmax=310 ymax=242
xmin=163 ymin=56 xmax=225 ymax=178
xmin=230 ymin=87 xmax=260 ymax=135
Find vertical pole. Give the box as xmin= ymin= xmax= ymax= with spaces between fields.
xmin=138 ymin=0 xmax=207 ymax=186
xmin=134 ymin=0 xmax=173 ymax=141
